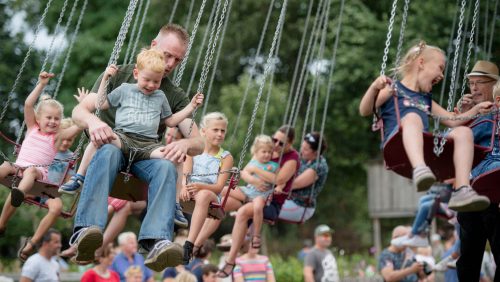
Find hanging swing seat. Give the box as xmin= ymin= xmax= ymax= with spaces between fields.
xmin=109 ymin=172 xmax=148 ymax=202
xmin=180 ymin=168 xmax=239 ymax=220
xmin=0 ymin=132 xmax=79 ymax=217
xmin=378 ymin=95 xmax=493 ymax=180
xmin=472 ymin=168 xmax=500 ymax=203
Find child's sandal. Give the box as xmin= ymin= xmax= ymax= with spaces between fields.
xmin=251 ymin=235 xmax=261 ymax=249
xmin=217 ymin=261 xmax=236 ymax=278
xmin=18 ymin=237 xmax=36 ymax=263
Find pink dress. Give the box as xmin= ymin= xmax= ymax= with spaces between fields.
xmin=15 ymin=125 xmax=57 ymax=180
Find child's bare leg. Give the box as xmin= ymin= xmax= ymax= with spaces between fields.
xmin=17 ymin=167 xmax=42 ymax=193
xmin=0 ymin=162 xmax=15 ymax=179
xmin=401 ymin=113 xmax=425 ymax=167
xmin=0 ymin=194 xmax=16 ymax=232
xmin=251 ymin=196 xmax=266 ymax=247
xmin=28 ymin=198 xmax=62 ymax=248
xmin=447 ymin=126 xmax=473 ymax=188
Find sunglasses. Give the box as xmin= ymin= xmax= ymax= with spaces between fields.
xmin=272 ymin=137 xmax=285 ymax=147
xmin=304 ymin=133 xmax=317 ymax=144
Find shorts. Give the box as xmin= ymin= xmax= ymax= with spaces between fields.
xmin=278 ymin=199 xmax=315 ymax=222
xmin=239 ymin=185 xmax=273 ymax=201
xmin=13 ymin=163 xmax=48 ymax=181
xmin=108 ymin=197 xmax=128 ymax=212
xmin=115 ymin=130 xmax=162 ymax=161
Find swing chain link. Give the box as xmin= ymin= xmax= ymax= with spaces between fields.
xmin=184 ymin=167 xmax=240 ymax=184
xmin=391 ymin=0 xmax=410 ymax=82
xmin=434 ymin=0 xmax=466 ymax=157
xmin=40 ymin=0 xmax=71 ymax=74
xmin=458 ymin=0 xmax=480 ymax=104
xmin=380 ymin=0 xmax=398 ymax=76
xmin=174 ymin=0 xmax=208 ymax=87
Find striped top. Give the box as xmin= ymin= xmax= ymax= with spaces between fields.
xmin=233 ymin=255 xmax=274 ymax=281
xmin=15 ymin=125 xmax=57 ymax=169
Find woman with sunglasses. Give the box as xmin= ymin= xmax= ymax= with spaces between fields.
xmin=216 ymin=125 xmax=300 ymax=277
xmin=278 ymin=131 xmax=329 ymax=223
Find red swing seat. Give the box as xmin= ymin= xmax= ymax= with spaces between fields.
xmin=181 ymin=168 xmax=240 ymax=220
xmin=472 ymin=167 xmax=500 ymax=203
xmin=377 ymin=95 xmax=492 ymax=180
xmin=0 ymin=132 xmax=79 ymax=218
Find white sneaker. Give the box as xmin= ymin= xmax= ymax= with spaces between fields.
xmin=404 ymin=235 xmax=429 ymax=248
xmin=433 ymin=256 xmax=453 ymax=272
xmin=447 ymin=258 xmax=457 ymax=269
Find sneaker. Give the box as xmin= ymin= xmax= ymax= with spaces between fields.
xmin=447 ymin=258 xmax=457 ymax=268
xmin=182 ymin=240 xmax=194 ymax=265
xmin=433 ymin=255 xmax=453 ymax=272
xmin=174 ymin=203 xmax=189 ymax=228
xmin=404 ymin=235 xmax=429 ymax=248
xmin=413 ymin=165 xmax=436 ymax=192
xmin=69 ymin=226 xmax=103 ymax=263
xmin=10 ymin=188 xmax=25 ymax=207
xmin=448 ymin=186 xmax=490 ymax=212
xmin=144 ymin=239 xmax=183 ymax=272
xmin=59 ymin=174 xmax=85 ymax=195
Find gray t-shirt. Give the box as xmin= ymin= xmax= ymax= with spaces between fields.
xmin=304 ymin=248 xmax=339 ymax=282
xmin=21 ymin=253 xmax=60 ymax=281
xmin=107 ymin=83 xmax=172 ymax=139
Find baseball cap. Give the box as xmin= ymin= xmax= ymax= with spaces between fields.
xmin=314 ymin=224 xmax=333 ymax=236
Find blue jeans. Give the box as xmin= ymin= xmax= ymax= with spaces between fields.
xmin=411 ymin=194 xmax=450 ymax=235
xmin=74 ymin=144 xmax=177 ymax=240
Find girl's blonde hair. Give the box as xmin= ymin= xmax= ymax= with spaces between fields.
xmin=493 ymin=82 xmax=500 ymax=100
xmin=250 ymin=134 xmax=273 ymax=155
xmin=59 ymin=118 xmax=74 ymax=130
xmin=124 ymin=266 xmax=143 ymax=279
xmin=393 ymin=41 xmax=445 ymax=78
xmin=200 ymin=112 xmax=228 ymax=129
xmin=136 ymin=48 xmax=166 ymax=74
xmin=175 ymin=271 xmax=197 ymax=282
xmin=35 ymin=94 xmax=64 ymax=118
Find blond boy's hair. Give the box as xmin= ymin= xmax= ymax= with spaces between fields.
xmin=393 ymin=41 xmax=445 ymax=78
xmin=124 ymin=266 xmax=143 ymax=279
xmin=250 ymin=135 xmax=273 ymax=156
xmin=35 ymin=95 xmax=64 ymax=118
xmin=136 ymin=48 xmax=166 ymax=73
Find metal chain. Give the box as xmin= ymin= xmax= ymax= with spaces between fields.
xmin=391 ymin=0 xmax=410 ymax=81
xmin=168 ymin=0 xmax=180 ymax=24
xmin=203 ymin=0 xmax=232 ymax=116
xmin=380 ymin=0 xmax=398 ymax=76
xmin=439 ymin=0 xmax=460 ymax=105
xmin=185 ymin=0 xmax=231 ymax=138
xmin=48 ymin=0 xmax=80 ymax=76
xmin=287 ymin=0 xmax=325 ymax=127
xmin=174 ymin=0 xmax=208 ymax=87
xmin=187 ymin=0 xmax=219 ymax=97
xmin=185 ymin=167 xmax=239 ymax=182
xmin=39 ymin=0 xmax=70 ymax=74
xmin=302 ymin=0 xmax=330 ymax=142
xmin=459 ymin=0 xmax=480 ymax=100
xmin=54 ymin=0 xmax=88 ymax=99
xmin=129 ymin=0 xmax=152 ymax=64
xmin=123 ymin=0 xmax=144 ymax=65
xmin=237 ymin=0 xmax=288 ymax=170
xmin=433 ymin=0 xmax=467 ymax=157
xmin=0 ymin=0 xmax=54 ymax=125
xmin=282 ymin=0 xmax=314 ymax=125
xmin=229 ymin=0 xmax=276 ymax=148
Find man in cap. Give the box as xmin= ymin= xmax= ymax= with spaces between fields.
xmin=378 ymin=226 xmax=425 ymax=282
xmin=304 ymin=224 xmax=339 ymax=282
xmin=455 ymin=60 xmax=500 ymax=281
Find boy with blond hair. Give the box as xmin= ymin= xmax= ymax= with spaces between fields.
xmin=60 ymin=48 xmax=203 ymax=194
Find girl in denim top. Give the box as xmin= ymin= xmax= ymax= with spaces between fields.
xmin=359 ymin=41 xmax=493 ymax=212
xmin=471 ymin=83 xmax=500 ymax=178
xmin=179 ymin=112 xmax=233 ymax=265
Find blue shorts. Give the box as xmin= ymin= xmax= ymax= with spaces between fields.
xmin=471 ymin=155 xmax=500 ymax=179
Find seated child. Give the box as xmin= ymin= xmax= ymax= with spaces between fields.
xmin=0 ymin=72 xmax=81 ymax=206
xmin=59 ymin=48 xmax=203 ymax=194
xmin=359 ymin=41 xmax=492 ymax=212
xmin=0 ymin=73 xmax=81 ymax=261
xmin=179 ymin=112 xmax=233 ymax=264
xmin=226 ymin=135 xmax=279 ymax=248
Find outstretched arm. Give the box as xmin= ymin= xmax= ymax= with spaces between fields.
xmin=291 ymin=168 xmax=317 ymax=190
xmin=432 ymin=100 xmax=494 ymax=127
xmin=164 ymin=93 xmax=204 ymax=127
xmin=359 ymin=75 xmax=393 ymax=116
xmin=25 ymin=72 xmax=54 ymax=130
